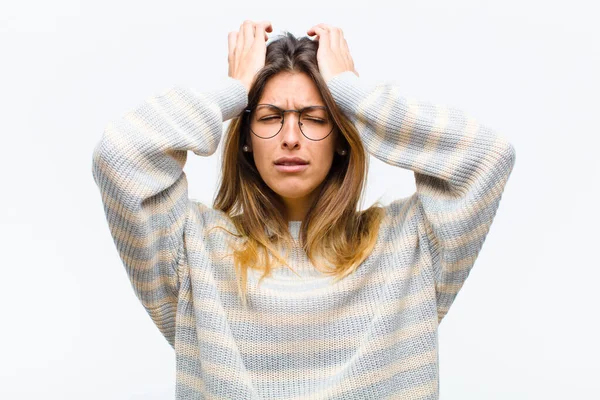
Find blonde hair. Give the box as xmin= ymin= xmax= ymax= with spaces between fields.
xmin=211 ymin=32 xmax=385 ymax=306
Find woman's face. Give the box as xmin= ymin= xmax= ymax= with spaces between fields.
xmin=245 ymin=72 xmax=341 ymax=218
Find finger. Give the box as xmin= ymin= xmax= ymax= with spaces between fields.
xmin=338 ymin=28 xmax=345 ymax=49
xmin=228 ymin=32 xmax=237 ymax=76
xmin=311 ymin=22 xmax=331 ymax=31
xmin=341 ymin=37 xmax=349 ymax=52
xmin=307 ymin=23 xmax=329 ymax=37
xmin=228 ymin=31 xmax=237 ymax=59
xmin=341 ymin=37 xmax=352 ymax=64
xmin=254 ymin=21 xmax=272 ymax=41
xmin=242 ymin=20 xmax=255 ymax=52
xmin=309 ymin=26 xmax=329 ymax=45
xmin=307 ymin=24 xmax=323 ymax=37
xmin=313 ymin=23 xmax=333 ymax=31
xmin=328 ymin=27 xmax=340 ymax=49
xmin=321 ymin=25 xmax=344 ymax=49
xmin=261 ymin=21 xmax=273 ymax=33
xmin=235 ymin=23 xmax=245 ymax=60
xmin=318 ymin=26 xmax=330 ymax=46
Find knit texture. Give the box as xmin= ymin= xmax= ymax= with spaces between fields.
xmin=91 ymin=71 xmax=516 ymax=399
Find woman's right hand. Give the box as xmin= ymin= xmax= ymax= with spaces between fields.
xmin=228 ymin=20 xmax=273 ymax=93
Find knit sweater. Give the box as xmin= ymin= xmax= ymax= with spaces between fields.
xmin=91 ymin=71 xmax=516 ymax=399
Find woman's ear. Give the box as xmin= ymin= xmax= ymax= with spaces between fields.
xmin=243 ymin=132 xmax=253 ymax=152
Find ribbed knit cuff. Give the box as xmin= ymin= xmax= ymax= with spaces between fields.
xmin=200 ymin=76 xmax=249 ymax=122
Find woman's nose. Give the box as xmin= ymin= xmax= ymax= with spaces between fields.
xmin=280 ymin=112 xmax=302 ymax=147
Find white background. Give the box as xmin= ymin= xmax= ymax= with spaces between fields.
xmin=1 ymin=0 xmax=598 ymax=398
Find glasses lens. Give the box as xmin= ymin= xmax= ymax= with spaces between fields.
xmin=299 ymin=107 xmax=333 ymax=140
xmin=250 ymin=105 xmax=283 ymax=138
xmin=249 ymin=105 xmax=333 ymax=140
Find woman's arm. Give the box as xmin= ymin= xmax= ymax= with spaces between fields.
xmin=91 ymin=77 xmax=248 ymax=346
xmin=327 ymin=71 xmax=516 ymax=323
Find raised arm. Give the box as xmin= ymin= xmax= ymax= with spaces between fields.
xmin=91 ymin=20 xmax=271 ymax=346
xmin=91 ymin=78 xmax=248 ymax=346
xmin=327 ymin=71 xmax=516 ymax=323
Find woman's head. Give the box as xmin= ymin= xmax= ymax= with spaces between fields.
xmin=213 ymin=32 xmax=384 ymax=303
xmin=216 ymin=32 xmax=361 ymax=222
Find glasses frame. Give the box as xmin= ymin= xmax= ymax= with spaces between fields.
xmin=244 ymin=103 xmax=335 ymax=141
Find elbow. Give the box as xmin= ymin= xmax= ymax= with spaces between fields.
xmin=503 ymin=141 xmax=517 ymax=170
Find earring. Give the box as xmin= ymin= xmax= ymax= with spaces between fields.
xmin=339 ymin=149 xmax=347 ymax=156
xmin=242 ymin=145 xmax=250 ymax=152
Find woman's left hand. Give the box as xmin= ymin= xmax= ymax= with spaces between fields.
xmin=306 ymin=23 xmax=359 ymax=83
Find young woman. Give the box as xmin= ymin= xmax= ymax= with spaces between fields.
xmin=92 ymin=20 xmax=516 ymax=400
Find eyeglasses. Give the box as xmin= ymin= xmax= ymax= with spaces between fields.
xmin=244 ymin=104 xmax=335 ymax=141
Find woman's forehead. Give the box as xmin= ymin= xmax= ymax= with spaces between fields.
xmin=260 ymin=73 xmax=325 ymax=108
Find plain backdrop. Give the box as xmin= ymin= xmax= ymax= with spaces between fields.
xmin=1 ymin=0 xmax=598 ymax=399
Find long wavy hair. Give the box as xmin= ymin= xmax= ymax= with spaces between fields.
xmin=211 ymin=31 xmax=385 ymax=306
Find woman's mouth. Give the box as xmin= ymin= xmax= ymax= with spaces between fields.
xmin=274 ymin=163 xmax=309 ymax=173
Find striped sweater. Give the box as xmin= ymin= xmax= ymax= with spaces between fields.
xmin=91 ymin=71 xmax=516 ymax=399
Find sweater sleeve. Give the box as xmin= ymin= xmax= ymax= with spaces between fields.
xmin=326 ymin=71 xmax=516 ymax=323
xmin=91 ymin=77 xmax=248 ymax=346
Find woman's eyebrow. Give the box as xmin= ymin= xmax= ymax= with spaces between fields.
xmin=262 ymin=101 xmax=325 ymax=109
xmin=291 ymin=104 xmax=325 ymax=109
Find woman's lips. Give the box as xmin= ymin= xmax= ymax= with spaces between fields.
xmin=274 ymin=163 xmax=309 ymax=173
